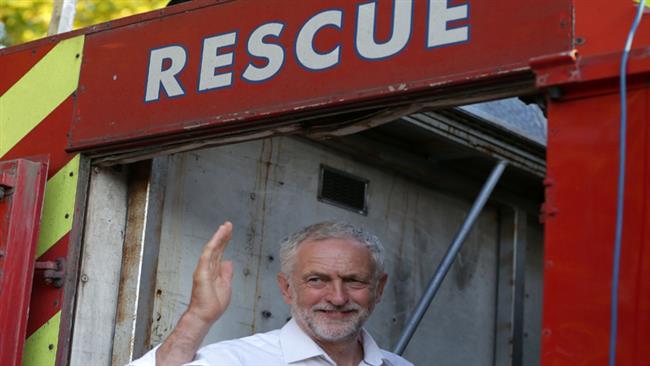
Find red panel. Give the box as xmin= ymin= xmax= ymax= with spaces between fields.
xmin=70 ymin=0 xmax=572 ymax=150
xmin=574 ymin=0 xmax=650 ymax=58
xmin=543 ymin=87 xmax=650 ymax=365
xmin=0 ymin=42 xmax=56 ymax=96
xmin=0 ymin=157 xmax=49 ymax=366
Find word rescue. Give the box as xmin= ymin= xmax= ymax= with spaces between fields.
xmin=144 ymin=1 xmax=470 ymax=102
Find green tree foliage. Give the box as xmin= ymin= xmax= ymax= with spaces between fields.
xmin=1 ymin=0 xmax=167 ymax=47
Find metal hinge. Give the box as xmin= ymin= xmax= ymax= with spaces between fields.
xmin=35 ymin=258 xmax=65 ymax=288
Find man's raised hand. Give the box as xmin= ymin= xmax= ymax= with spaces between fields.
xmin=156 ymin=222 xmax=235 ymax=366
xmin=188 ymin=222 xmax=234 ymax=325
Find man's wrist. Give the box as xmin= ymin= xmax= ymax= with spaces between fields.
xmin=155 ymin=311 xmax=213 ymax=366
xmin=178 ymin=307 xmax=216 ymax=333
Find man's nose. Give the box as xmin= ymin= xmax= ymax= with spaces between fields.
xmin=326 ymin=281 xmax=349 ymax=306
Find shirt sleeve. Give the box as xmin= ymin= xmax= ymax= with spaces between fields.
xmin=185 ymin=343 xmax=244 ymax=366
xmin=125 ymin=343 xmax=244 ymax=366
xmin=126 ymin=345 xmax=159 ymax=366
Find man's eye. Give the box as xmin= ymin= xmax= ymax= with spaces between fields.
xmin=306 ymin=277 xmax=325 ymax=287
xmin=346 ymin=280 xmax=368 ymax=289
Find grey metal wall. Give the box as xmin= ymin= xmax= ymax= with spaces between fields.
xmin=150 ymin=136 xmax=527 ymax=365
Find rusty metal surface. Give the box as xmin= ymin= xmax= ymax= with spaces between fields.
xmin=0 ymin=157 xmax=49 ymax=366
xmin=112 ymin=161 xmax=151 ymax=365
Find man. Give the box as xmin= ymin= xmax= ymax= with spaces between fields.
xmin=130 ymin=221 xmax=413 ymax=366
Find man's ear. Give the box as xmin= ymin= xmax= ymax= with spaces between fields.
xmin=374 ymin=273 xmax=388 ymax=304
xmin=277 ymin=272 xmax=293 ymax=305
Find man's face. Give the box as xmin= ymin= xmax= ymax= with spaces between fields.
xmin=277 ymin=237 xmax=387 ymax=343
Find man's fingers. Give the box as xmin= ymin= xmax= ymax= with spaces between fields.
xmin=220 ymin=261 xmax=234 ymax=284
xmin=198 ymin=222 xmax=233 ymax=270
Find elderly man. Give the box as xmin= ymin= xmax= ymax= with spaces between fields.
xmin=130 ymin=221 xmax=413 ymax=366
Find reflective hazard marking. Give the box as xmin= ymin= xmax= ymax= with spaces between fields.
xmin=36 ymin=154 xmax=80 ymax=257
xmin=0 ymin=35 xmax=84 ymax=157
xmin=23 ymin=311 xmax=60 ymax=366
xmin=633 ymin=0 xmax=650 ymax=8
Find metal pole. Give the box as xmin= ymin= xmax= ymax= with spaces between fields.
xmin=393 ymin=160 xmax=507 ymax=355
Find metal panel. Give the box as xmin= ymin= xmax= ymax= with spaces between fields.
xmin=150 ymin=137 xmax=504 ymax=365
xmin=69 ymin=165 xmax=128 ymax=366
xmin=112 ymin=158 xmax=168 ymax=364
xmin=523 ymin=215 xmax=543 ymax=366
xmin=68 ymin=0 xmax=571 ymax=151
xmin=0 ymin=157 xmax=48 ymax=366
xmin=542 ymin=84 xmax=650 ymax=365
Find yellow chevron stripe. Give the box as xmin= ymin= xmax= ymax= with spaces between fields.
xmin=634 ymin=0 xmax=650 ymax=8
xmin=0 ymin=35 xmax=84 ymax=158
xmin=23 ymin=311 xmax=60 ymax=366
xmin=36 ymin=155 xmax=80 ymax=257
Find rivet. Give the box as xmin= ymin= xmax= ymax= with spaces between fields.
xmin=80 ymin=274 xmax=89 ymax=283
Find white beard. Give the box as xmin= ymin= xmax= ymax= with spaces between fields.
xmin=291 ymin=289 xmax=373 ymax=342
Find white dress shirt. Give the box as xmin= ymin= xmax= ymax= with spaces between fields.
xmin=129 ymin=318 xmax=413 ymax=366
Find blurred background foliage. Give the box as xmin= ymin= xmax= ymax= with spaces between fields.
xmin=0 ymin=0 xmax=168 ymax=47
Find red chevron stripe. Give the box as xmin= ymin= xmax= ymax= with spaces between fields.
xmin=1 ymin=96 xmax=75 ymax=178
xmin=0 ymin=42 xmax=56 ymax=96
xmin=25 ymin=234 xmax=69 ymax=338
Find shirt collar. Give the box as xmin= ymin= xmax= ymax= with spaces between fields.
xmin=359 ymin=328 xmax=385 ymax=366
xmin=279 ymin=318 xmax=386 ymax=366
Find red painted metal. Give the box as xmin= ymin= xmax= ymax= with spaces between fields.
xmin=0 ymin=157 xmax=49 ymax=366
xmin=543 ymin=83 xmax=650 ymax=366
xmin=69 ymin=0 xmax=572 ymax=151
xmin=536 ymin=2 xmax=650 ymax=364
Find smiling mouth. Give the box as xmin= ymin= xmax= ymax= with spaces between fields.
xmin=315 ymin=309 xmax=358 ymax=318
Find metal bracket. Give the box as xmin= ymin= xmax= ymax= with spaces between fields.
xmin=35 ymin=258 xmax=65 ymax=288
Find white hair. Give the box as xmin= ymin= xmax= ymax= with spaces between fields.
xmin=279 ymin=222 xmax=385 ymax=280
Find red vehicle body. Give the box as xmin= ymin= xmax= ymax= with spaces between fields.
xmin=0 ymin=0 xmax=649 ymax=364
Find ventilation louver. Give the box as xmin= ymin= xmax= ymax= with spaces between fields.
xmin=318 ymin=165 xmax=368 ymax=215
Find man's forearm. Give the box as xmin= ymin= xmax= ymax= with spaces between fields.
xmin=156 ymin=310 xmax=213 ymax=366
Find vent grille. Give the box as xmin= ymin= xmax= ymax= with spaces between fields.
xmin=318 ymin=165 xmax=368 ymax=215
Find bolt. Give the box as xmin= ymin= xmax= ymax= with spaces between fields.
xmin=267 ymin=255 xmax=274 ymax=262
xmin=250 ymin=193 xmax=256 ymax=200
xmin=243 ymin=268 xmax=251 ymax=276
xmin=80 ymin=274 xmax=89 ymax=283
xmin=48 ymin=344 xmax=54 ymax=350
xmin=261 ymin=310 xmax=272 ymax=319
xmin=575 ymin=37 xmax=586 ymax=46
